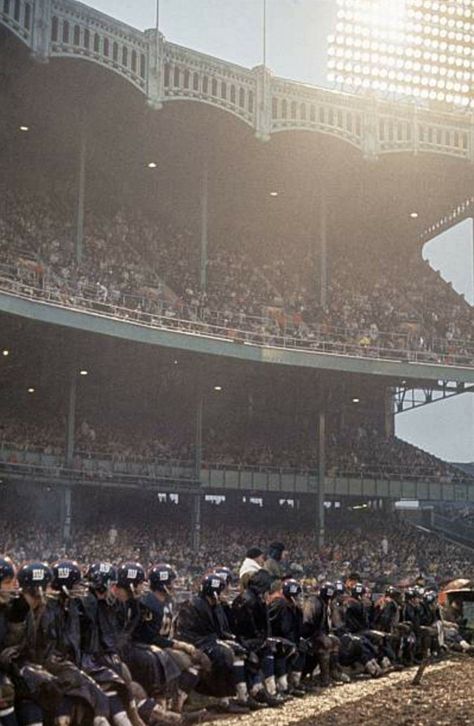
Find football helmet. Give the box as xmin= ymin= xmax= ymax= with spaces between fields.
xmin=87 ymin=562 xmax=117 ymax=593
xmin=148 ymin=563 xmax=177 ymax=593
xmin=0 ymin=557 xmax=15 ymax=583
xmin=117 ymin=562 xmax=146 ymax=590
xmin=18 ymin=562 xmax=52 ymax=591
xmin=51 ymin=560 xmax=82 ymax=592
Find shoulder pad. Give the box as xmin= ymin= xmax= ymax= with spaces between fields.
xmin=140 ymin=592 xmax=163 ymax=614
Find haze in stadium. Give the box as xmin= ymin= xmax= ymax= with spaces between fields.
xmin=88 ymin=0 xmax=474 ymax=464
xmin=3 ymin=1 xmax=474 ymax=721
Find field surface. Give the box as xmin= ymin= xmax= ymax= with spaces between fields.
xmin=210 ymin=658 xmax=474 ymax=726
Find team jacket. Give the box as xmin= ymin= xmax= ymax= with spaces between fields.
xmin=343 ymin=598 xmax=370 ymax=634
xmin=231 ymin=589 xmax=270 ymax=648
xmin=302 ymin=595 xmax=331 ymax=638
xmin=175 ymin=595 xmax=230 ymax=650
xmin=79 ymin=593 xmax=123 ymax=657
xmin=371 ymin=597 xmax=400 ymax=633
xmin=268 ymin=596 xmax=302 ymax=644
xmin=402 ymin=602 xmax=422 ymax=633
xmin=133 ymin=592 xmax=174 ymax=649
xmin=418 ymin=601 xmax=440 ymax=627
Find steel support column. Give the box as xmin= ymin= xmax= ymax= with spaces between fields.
xmin=63 ymin=366 xmax=76 ymax=545
xmin=317 ymin=408 xmax=326 ymax=548
xmin=66 ymin=372 xmax=77 ymax=466
xmin=319 ymin=193 xmax=328 ymax=308
xmin=200 ymin=162 xmax=209 ymax=292
xmin=385 ymin=387 xmax=395 ymax=437
xmin=63 ymin=486 xmax=72 ymax=543
xmin=192 ymin=386 xmax=204 ymax=551
xmin=76 ymin=132 xmax=86 ymax=265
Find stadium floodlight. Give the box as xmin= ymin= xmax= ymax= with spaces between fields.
xmin=328 ymin=0 xmax=473 ymax=109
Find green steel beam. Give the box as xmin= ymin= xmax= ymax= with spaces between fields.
xmin=2 ymin=292 xmax=474 ymax=384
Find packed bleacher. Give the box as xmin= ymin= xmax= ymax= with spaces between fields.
xmin=0 ymin=414 xmax=469 ymax=483
xmin=1 ymin=192 xmax=474 ymax=365
xmin=0 ymin=495 xmax=471 ymax=589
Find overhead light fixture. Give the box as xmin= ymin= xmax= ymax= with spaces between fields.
xmin=2 ymin=349 xmax=9 ymax=356
xmin=214 ymin=385 xmax=222 ymax=391
xmin=19 ymin=125 xmax=29 ymax=132
xmin=79 ymin=369 xmax=88 ymax=376
xmin=147 ymin=162 xmax=157 ymax=168
xmin=269 ymin=191 xmax=279 ymax=197
xmin=410 ymin=211 xmax=419 ymax=219
xmin=27 ymin=387 xmax=35 ymax=393
xmin=327 ymin=2 xmax=473 ymax=109
xmin=352 ymin=397 xmax=360 ymax=403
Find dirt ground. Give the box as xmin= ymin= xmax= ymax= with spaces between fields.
xmin=208 ymin=658 xmax=474 ymax=726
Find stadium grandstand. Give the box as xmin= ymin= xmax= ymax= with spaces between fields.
xmin=1 ymin=1 xmax=474 ymax=723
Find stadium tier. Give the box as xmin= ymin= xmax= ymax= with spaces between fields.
xmin=1 ymin=3 xmax=474 ymax=724
xmin=1 ymin=192 xmax=474 ymax=366
xmin=1 ymin=0 xmax=474 ymax=527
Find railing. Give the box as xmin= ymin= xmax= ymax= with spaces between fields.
xmin=432 ymin=513 xmax=474 ymax=545
xmin=1 ymin=264 xmax=473 ymax=369
xmin=1 ymin=444 xmax=472 ymax=487
xmin=0 ymin=458 xmax=198 ymax=488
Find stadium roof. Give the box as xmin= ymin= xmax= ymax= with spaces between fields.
xmin=1 ymin=15 xmax=474 ymax=258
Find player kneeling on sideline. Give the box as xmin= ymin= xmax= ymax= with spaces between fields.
xmin=341 ymin=583 xmax=389 ymax=678
xmin=301 ymin=581 xmax=350 ymax=687
xmin=268 ymin=579 xmax=307 ymax=697
xmin=371 ymin=586 xmax=409 ymax=666
xmin=1 ymin=560 xmax=62 ymax=726
xmin=134 ymin=564 xmax=211 ymax=715
xmin=0 ymin=557 xmax=19 ymax=726
xmin=231 ymin=569 xmax=287 ymax=707
xmin=112 ymin=562 xmax=196 ymax=725
xmin=175 ymin=574 xmax=264 ymax=714
xmin=80 ymin=562 xmax=146 ymax=726
xmin=9 ymin=561 xmax=108 ymax=726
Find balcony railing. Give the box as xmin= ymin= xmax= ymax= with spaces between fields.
xmin=1 ymin=443 xmax=472 ymax=486
xmin=1 ymin=263 xmax=473 ymax=369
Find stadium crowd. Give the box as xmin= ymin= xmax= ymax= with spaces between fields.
xmin=2 ymin=178 xmax=474 ymax=726
xmin=0 ymin=415 xmax=468 ymax=483
xmin=1 ymin=193 xmax=474 ymax=364
xmin=0 ymin=507 xmax=471 ymax=588
xmin=0 ymin=505 xmax=473 ymax=725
